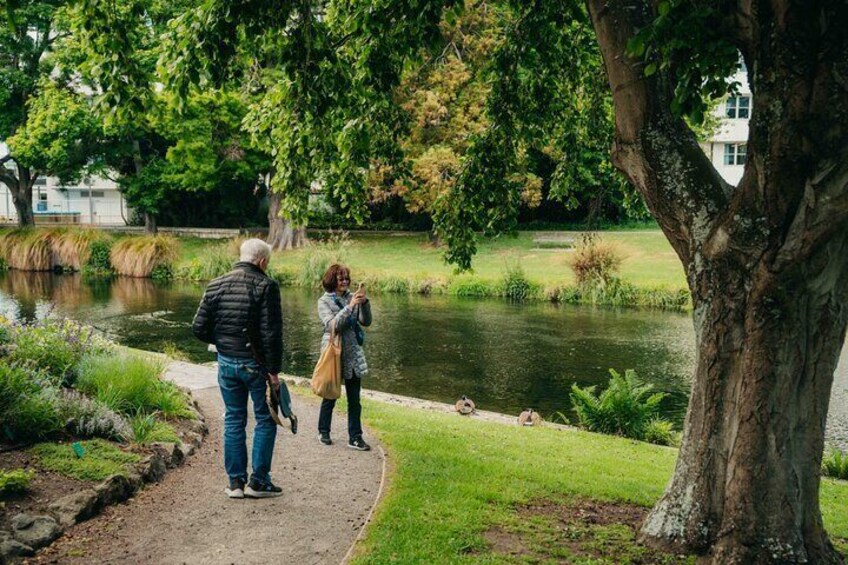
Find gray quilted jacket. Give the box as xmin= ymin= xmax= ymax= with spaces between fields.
xmin=318 ymin=291 xmax=372 ymax=379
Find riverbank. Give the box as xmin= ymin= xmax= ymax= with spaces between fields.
xmin=0 ymin=227 xmax=691 ymax=311
xmin=177 ymin=231 xmax=692 ymax=311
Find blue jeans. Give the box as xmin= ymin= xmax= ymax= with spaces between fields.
xmin=217 ymin=354 xmax=277 ymax=484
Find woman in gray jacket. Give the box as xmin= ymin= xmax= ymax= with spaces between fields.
xmin=317 ymin=263 xmax=373 ymax=450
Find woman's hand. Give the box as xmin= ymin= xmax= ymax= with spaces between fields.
xmin=351 ymin=294 xmax=367 ymax=306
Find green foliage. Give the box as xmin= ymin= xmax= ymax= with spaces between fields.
xmin=75 ymin=352 xmax=192 ymax=418
xmin=6 ymin=318 xmax=111 ymax=386
xmin=447 ymin=276 xmax=495 ymax=298
xmin=53 ymin=389 xmax=129 ymax=442
xmin=175 ymin=242 xmax=235 ymax=281
xmin=83 ymin=238 xmax=114 ymax=276
xmin=0 ymin=469 xmax=35 ymax=497
xmin=823 ymin=449 xmax=848 ymax=481
xmin=570 ymin=369 xmax=673 ymax=445
xmin=297 ymin=235 xmax=350 ymax=289
xmin=128 ymin=412 xmax=180 ymax=445
xmin=30 ymin=439 xmax=140 ymax=481
xmin=379 ymin=276 xmax=410 ymax=294
xmin=626 ymin=0 xmax=741 ymax=123
xmin=500 ymin=259 xmax=534 ymax=301
xmin=150 ymin=263 xmax=174 ymax=281
xmin=0 ymin=362 xmax=61 ymax=443
xmin=643 ymin=418 xmax=680 ymax=447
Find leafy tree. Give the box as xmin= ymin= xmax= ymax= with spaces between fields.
xmin=0 ymin=0 xmax=84 ymax=226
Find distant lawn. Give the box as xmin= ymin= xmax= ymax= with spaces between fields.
xmin=262 ymin=231 xmax=687 ymax=290
xmin=352 ymin=400 xmax=848 ymax=563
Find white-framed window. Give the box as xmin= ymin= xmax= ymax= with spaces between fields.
xmin=38 ymin=192 xmax=47 ymax=201
xmin=724 ymin=143 xmax=747 ymax=166
xmin=726 ymin=95 xmax=750 ymax=119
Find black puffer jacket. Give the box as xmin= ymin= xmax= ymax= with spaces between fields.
xmin=191 ymin=262 xmax=283 ymax=374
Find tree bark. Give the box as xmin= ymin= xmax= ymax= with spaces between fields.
xmin=1 ymin=163 xmax=36 ymax=227
xmin=266 ymin=191 xmax=306 ymax=250
xmin=586 ymin=0 xmax=848 ymax=562
xmin=144 ymin=212 xmax=157 ymax=235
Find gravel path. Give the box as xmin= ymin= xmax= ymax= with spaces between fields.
xmin=34 ymin=362 xmax=385 ymax=565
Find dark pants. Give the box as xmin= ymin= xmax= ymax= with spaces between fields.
xmin=318 ymin=376 xmax=362 ymax=440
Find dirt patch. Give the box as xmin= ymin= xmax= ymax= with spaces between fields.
xmin=481 ymin=498 xmax=693 ymax=564
xmin=0 ymin=448 xmax=95 ymax=530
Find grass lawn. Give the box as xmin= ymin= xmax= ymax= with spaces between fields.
xmin=260 ymin=231 xmax=687 ymax=290
xmin=351 ymin=399 xmax=848 ymax=563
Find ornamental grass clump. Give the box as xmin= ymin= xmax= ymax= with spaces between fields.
xmin=569 ymin=368 xmax=675 ymax=445
xmin=569 ymin=233 xmax=622 ymax=286
xmin=76 ymin=352 xmax=191 ymax=418
xmin=298 ymin=234 xmax=350 ymax=288
xmin=110 ymin=235 xmax=180 ymax=278
xmin=0 ymin=228 xmax=55 ymax=270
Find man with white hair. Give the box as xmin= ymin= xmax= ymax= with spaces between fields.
xmin=192 ymin=238 xmax=283 ymax=499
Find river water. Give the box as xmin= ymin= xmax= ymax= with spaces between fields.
xmin=0 ymin=270 xmax=845 ymax=444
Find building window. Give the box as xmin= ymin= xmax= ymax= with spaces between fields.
xmin=33 ymin=177 xmax=47 ymax=186
xmin=39 ymin=192 xmax=47 ymax=201
xmin=92 ymin=190 xmax=105 ymax=198
xmin=726 ymin=96 xmax=750 ymax=119
xmin=80 ymin=190 xmax=89 ymax=197
xmin=724 ymin=143 xmax=747 ymax=166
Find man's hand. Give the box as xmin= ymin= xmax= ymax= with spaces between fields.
xmin=268 ymin=373 xmax=280 ymax=388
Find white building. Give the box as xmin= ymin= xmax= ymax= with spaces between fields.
xmin=701 ymin=64 xmax=751 ymax=186
xmin=1 ymin=142 xmax=129 ymax=225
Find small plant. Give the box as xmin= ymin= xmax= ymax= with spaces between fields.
xmin=0 ymin=362 xmax=61 ymax=442
xmin=0 ymin=469 xmax=34 ymax=497
xmin=30 ymin=439 xmax=140 ymax=481
xmin=6 ymin=318 xmax=111 ymax=386
xmin=501 ymin=259 xmax=534 ymax=301
xmin=570 ymin=368 xmax=673 ymax=444
xmin=83 ymin=238 xmax=114 ymax=276
xmin=569 ymin=233 xmax=622 ymax=286
xmin=150 ymin=263 xmax=174 ymax=281
xmin=53 ymin=389 xmax=129 ymax=441
xmin=128 ymin=412 xmax=180 ymax=445
xmin=823 ymin=448 xmax=848 ymax=481
xmin=643 ymin=418 xmax=680 ymax=447
xmin=75 ymin=352 xmax=191 ymax=418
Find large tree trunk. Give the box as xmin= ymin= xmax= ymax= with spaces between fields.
xmin=586 ymin=0 xmax=848 ymax=562
xmin=8 ymin=165 xmax=35 ymax=227
xmin=144 ymin=212 xmax=157 ymax=235
xmin=266 ymin=191 xmax=306 ymax=251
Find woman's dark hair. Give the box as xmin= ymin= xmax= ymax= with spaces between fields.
xmin=322 ymin=264 xmax=350 ymax=292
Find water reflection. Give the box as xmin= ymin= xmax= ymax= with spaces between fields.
xmin=0 ymin=271 xmax=845 ymax=439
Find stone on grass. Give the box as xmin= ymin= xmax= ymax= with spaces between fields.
xmin=11 ymin=515 xmax=62 ymax=549
xmin=140 ymin=454 xmax=167 ymax=483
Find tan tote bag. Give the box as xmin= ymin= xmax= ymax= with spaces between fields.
xmin=311 ymin=322 xmax=342 ymax=399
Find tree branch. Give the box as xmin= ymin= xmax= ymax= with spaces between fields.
xmin=586 ymin=0 xmax=729 ymax=268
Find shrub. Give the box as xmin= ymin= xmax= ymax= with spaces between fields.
xmin=0 ymin=469 xmax=34 ymax=497
xmin=75 ymin=352 xmax=192 ymax=418
xmin=448 ymin=276 xmax=495 ymax=297
xmin=128 ymin=413 xmax=180 ymax=445
xmin=500 ymin=260 xmax=534 ymax=301
xmin=570 ymin=368 xmax=671 ymax=443
xmin=643 ymin=418 xmax=680 ymax=447
xmin=380 ymin=276 xmax=410 ymax=294
xmin=297 ymin=233 xmax=350 ymax=288
xmin=6 ymin=318 xmax=112 ymax=386
xmin=54 ymin=229 xmax=109 ymax=271
xmin=83 ymin=238 xmax=114 ymax=276
xmin=0 ymin=362 xmax=61 ymax=442
xmin=569 ymin=233 xmax=622 ymax=285
xmin=30 ymin=439 xmax=140 ymax=481
xmin=53 ymin=389 xmax=129 ymax=441
xmin=823 ymin=449 xmax=848 ymax=481
xmin=110 ymin=235 xmax=180 ymax=278
xmin=150 ymin=263 xmax=174 ymax=281
xmin=175 ymin=243 xmax=235 ymax=281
